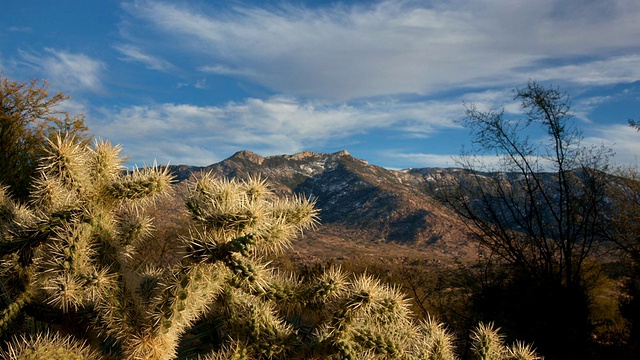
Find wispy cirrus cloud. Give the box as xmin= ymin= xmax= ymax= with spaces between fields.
xmin=529 ymin=55 xmax=640 ymax=87
xmin=19 ymin=48 xmax=105 ymax=93
xmin=113 ymin=44 xmax=174 ymax=72
xmin=121 ymin=0 xmax=640 ymax=101
xmin=91 ymin=96 xmax=464 ymax=166
xmin=585 ymin=124 xmax=640 ymax=165
xmin=7 ymin=26 xmax=32 ymax=32
xmin=2 ymin=0 xmax=637 ymax=171
xmin=383 ymin=124 xmax=640 ymax=170
xmin=90 ymin=84 xmax=638 ymax=168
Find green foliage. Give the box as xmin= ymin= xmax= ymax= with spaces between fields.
xmin=0 ymin=74 xmax=89 ymax=201
xmin=0 ymin=135 xmax=539 ymax=359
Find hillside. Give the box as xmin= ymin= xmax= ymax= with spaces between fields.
xmin=170 ymin=150 xmax=478 ymax=263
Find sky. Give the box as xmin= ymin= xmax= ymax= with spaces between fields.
xmin=2 ymin=0 xmax=640 ymax=169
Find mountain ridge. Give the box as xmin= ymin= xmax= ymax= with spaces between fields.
xmin=168 ymin=149 xmax=478 ymax=261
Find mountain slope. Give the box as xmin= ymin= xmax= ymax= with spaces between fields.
xmin=170 ymin=150 xmax=477 ymax=260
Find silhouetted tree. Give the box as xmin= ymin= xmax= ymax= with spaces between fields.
xmin=442 ymin=81 xmax=612 ymax=359
xmin=608 ymin=155 xmax=640 ymax=353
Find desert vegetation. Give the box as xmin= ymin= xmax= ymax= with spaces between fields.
xmin=0 ymin=131 xmax=543 ymax=359
xmin=0 ymin=74 xmax=89 ymax=202
xmin=2 ymin=75 xmax=639 ymax=359
xmin=437 ymin=81 xmax=639 ymax=359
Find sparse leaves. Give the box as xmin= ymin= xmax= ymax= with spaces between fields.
xmin=0 ymin=75 xmax=89 ymax=201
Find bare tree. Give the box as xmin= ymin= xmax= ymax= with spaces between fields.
xmin=609 ymin=166 xmax=640 ymax=266
xmin=444 ymin=81 xmax=611 ymax=288
xmin=608 ymin=162 xmax=640 ymax=349
xmin=440 ymin=81 xmax=613 ymax=358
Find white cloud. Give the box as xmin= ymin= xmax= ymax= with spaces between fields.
xmin=199 ymin=64 xmax=254 ymax=77
xmin=7 ymin=26 xmax=32 ymax=32
xmin=194 ymin=78 xmax=207 ymax=89
xmin=86 ymin=92 xmax=639 ymax=169
xmin=572 ymin=95 xmax=615 ymax=123
xmin=52 ymin=97 xmax=89 ymax=117
xmin=530 ymin=55 xmax=640 ymax=87
xmin=121 ymin=0 xmax=640 ymax=101
xmin=90 ymin=96 xmax=464 ymax=166
xmin=19 ymin=48 xmax=104 ymax=93
xmin=114 ymin=44 xmax=174 ymax=71
xmin=379 ymin=149 xmax=532 ymax=170
xmin=389 ymin=123 xmax=640 ymax=170
xmin=585 ymin=124 xmax=640 ymax=166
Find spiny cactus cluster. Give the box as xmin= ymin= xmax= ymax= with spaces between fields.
xmin=471 ymin=322 xmax=542 ymax=360
xmin=0 ymin=135 xmax=542 ymax=359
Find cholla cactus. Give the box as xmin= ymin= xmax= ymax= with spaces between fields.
xmin=0 ymin=135 xmax=175 ymax=356
xmin=309 ymin=271 xmax=414 ymax=359
xmin=471 ymin=322 xmax=507 ymax=360
xmin=411 ymin=316 xmax=458 ymax=360
xmin=507 ymin=341 xmax=542 ymax=360
xmin=0 ymin=135 xmax=319 ymax=359
xmin=0 ymin=135 xmax=540 ymax=360
xmin=0 ymin=332 xmax=103 ymax=360
xmin=470 ymin=323 xmax=542 ymax=360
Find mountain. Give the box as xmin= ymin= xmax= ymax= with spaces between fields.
xmin=169 ymin=150 xmax=478 ymax=263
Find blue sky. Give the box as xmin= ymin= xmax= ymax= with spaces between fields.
xmin=2 ymin=0 xmax=639 ymax=169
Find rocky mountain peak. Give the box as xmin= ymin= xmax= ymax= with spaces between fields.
xmin=230 ymin=150 xmax=264 ymax=164
xmin=287 ymin=150 xmax=318 ymax=160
